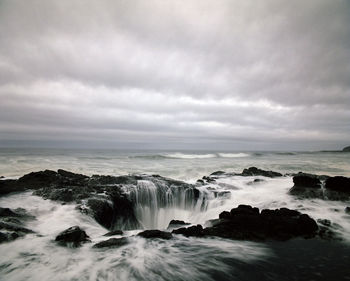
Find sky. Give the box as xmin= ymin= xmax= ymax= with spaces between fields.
xmin=0 ymin=0 xmax=349 ymax=151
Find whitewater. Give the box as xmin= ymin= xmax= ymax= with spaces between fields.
xmin=0 ymin=148 xmax=350 ymax=281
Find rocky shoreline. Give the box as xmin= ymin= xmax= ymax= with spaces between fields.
xmin=1 ymin=168 xmax=349 ymax=247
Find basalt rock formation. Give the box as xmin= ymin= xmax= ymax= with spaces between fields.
xmin=173 ymin=205 xmax=318 ymax=241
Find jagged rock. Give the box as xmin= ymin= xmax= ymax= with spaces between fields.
xmin=167 ymin=220 xmax=190 ymax=229
xmin=325 ymin=176 xmax=350 ymax=193
xmin=85 ymin=198 xmax=114 ymax=229
xmin=55 ymin=226 xmax=90 ymax=247
xmin=172 ymin=225 xmax=204 ymax=237
xmin=174 ymin=205 xmax=318 ymax=241
xmin=0 ymin=179 xmax=25 ymax=195
xmin=137 ymin=230 xmax=173 ymax=239
xmin=293 ymin=173 xmax=321 ymax=188
xmin=210 ymin=171 xmax=226 ymax=176
xmin=241 ymin=167 xmax=282 ymax=178
xmin=103 ymin=230 xmax=123 ymax=236
xmin=93 ymin=237 xmax=129 ymax=248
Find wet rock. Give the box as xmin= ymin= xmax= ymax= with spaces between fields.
xmin=0 ymin=179 xmax=25 ymax=195
xmin=345 ymin=207 xmax=350 ymax=214
xmin=167 ymin=220 xmax=190 ymax=229
xmin=293 ymin=173 xmax=321 ymax=188
xmin=174 ymin=205 xmax=318 ymax=241
xmin=241 ymin=167 xmax=282 ymax=178
xmin=0 ymin=176 xmax=4 ymax=179
xmin=86 ymin=198 xmax=114 ymax=229
xmin=137 ymin=230 xmax=173 ymax=240
xmin=103 ymin=230 xmax=124 ymax=236
xmin=55 ymin=226 xmax=90 ymax=247
xmin=172 ymin=225 xmax=204 ymax=237
xmin=93 ymin=237 xmax=129 ymax=248
xmin=210 ymin=171 xmax=226 ymax=176
xmin=325 ymin=176 xmax=350 ymax=193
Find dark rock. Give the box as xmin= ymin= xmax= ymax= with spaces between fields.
xmin=55 ymin=226 xmax=90 ymax=247
xmin=342 ymin=146 xmax=350 ymax=152
xmin=241 ymin=167 xmax=282 ymax=178
xmin=0 ymin=176 xmax=4 ymax=179
xmin=0 ymin=179 xmax=25 ymax=195
xmin=103 ymin=230 xmax=123 ymax=236
xmin=345 ymin=207 xmax=350 ymax=214
xmin=172 ymin=225 xmax=204 ymax=237
xmin=0 ymin=207 xmax=18 ymax=217
xmin=202 ymin=176 xmax=216 ymax=183
xmin=293 ymin=173 xmax=321 ymax=188
xmin=325 ymin=176 xmax=350 ymax=193
xmin=93 ymin=237 xmax=129 ymax=248
xmin=210 ymin=171 xmax=226 ymax=176
xmin=137 ymin=230 xmax=173 ymax=239
xmin=17 ymin=170 xmax=59 ymax=189
xmin=174 ymin=205 xmax=318 ymax=241
xmin=0 ymin=221 xmax=34 ymax=233
xmin=167 ymin=220 xmax=190 ymax=229
xmin=86 ymin=198 xmax=114 ymax=229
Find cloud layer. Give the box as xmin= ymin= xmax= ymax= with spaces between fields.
xmin=1 ymin=0 xmax=349 ymax=150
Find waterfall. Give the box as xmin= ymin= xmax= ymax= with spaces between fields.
xmin=128 ymin=180 xmax=209 ymax=229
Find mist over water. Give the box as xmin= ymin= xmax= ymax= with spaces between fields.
xmin=0 ymin=148 xmax=350 ymax=280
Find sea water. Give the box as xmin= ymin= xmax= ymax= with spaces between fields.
xmin=0 ymin=148 xmax=349 ymax=281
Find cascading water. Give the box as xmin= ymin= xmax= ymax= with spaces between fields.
xmin=128 ymin=180 xmax=210 ymax=229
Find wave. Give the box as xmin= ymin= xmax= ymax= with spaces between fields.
xmin=218 ymin=153 xmax=250 ymax=158
xmin=163 ymin=153 xmax=217 ymax=159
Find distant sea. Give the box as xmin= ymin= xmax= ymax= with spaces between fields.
xmin=0 ymin=148 xmax=349 ymax=180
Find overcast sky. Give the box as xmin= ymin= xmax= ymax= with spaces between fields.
xmin=0 ymin=0 xmax=349 ymax=150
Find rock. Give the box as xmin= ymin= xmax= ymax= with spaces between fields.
xmin=0 ymin=179 xmax=25 ymax=195
xmin=172 ymin=225 xmax=204 ymax=237
xmin=85 ymin=198 xmax=115 ymax=229
xmin=167 ymin=220 xmax=190 ymax=229
xmin=241 ymin=167 xmax=282 ymax=178
xmin=93 ymin=237 xmax=129 ymax=248
xmin=0 ymin=176 xmax=4 ymax=179
xmin=292 ymin=173 xmax=321 ymax=188
xmin=103 ymin=230 xmax=123 ymax=236
xmin=345 ymin=207 xmax=350 ymax=214
xmin=168 ymin=220 xmax=190 ymax=226
xmin=317 ymin=219 xmax=342 ymax=240
xmin=137 ymin=230 xmax=173 ymax=240
xmin=0 ymin=207 xmax=18 ymax=217
xmin=174 ymin=205 xmax=318 ymax=241
xmin=209 ymin=171 xmax=226 ymax=176
xmin=342 ymin=146 xmax=350 ymax=152
xmin=325 ymin=176 xmax=350 ymax=193
xmin=55 ymin=226 xmax=90 ymax=247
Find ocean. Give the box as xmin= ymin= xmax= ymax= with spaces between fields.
xmin=0 ymin=148 xmax=349 ymax=281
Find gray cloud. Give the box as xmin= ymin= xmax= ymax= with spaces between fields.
xmin=0 ymin=0 xmax=349 ymax=150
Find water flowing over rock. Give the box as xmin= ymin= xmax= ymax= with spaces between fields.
xmin=289 ymin=173 xmax=350 ymax=200
xmin=55 ymin=226 xmax=90 ymax=247
xmin=93 ymin=237 xmax=129 ymax=248
xmin=0 ymin=207 xmax=34 ymax=243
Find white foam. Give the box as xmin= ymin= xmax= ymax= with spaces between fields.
xmin=163 ymin=153 xmax=217 ymax=159
xmin=218 ymin=153 xmax=250 ymax=158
